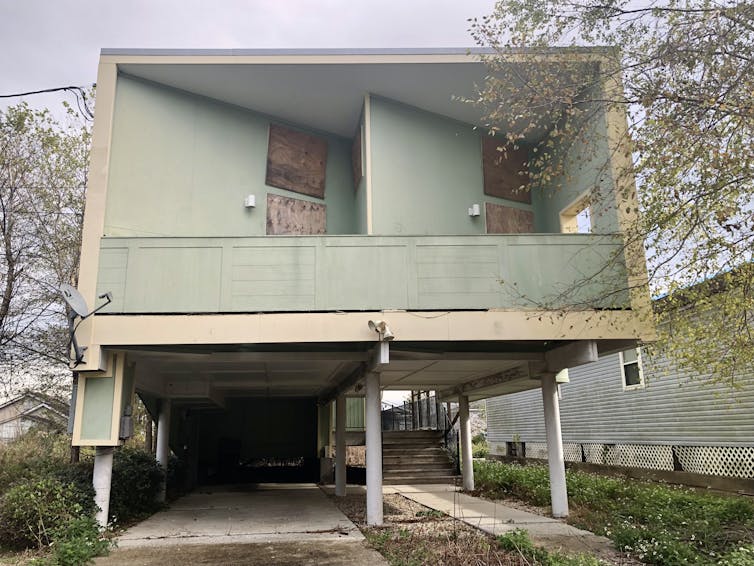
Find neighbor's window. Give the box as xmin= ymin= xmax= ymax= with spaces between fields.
xmin=620 ymin=348 xmax=644 ymax=389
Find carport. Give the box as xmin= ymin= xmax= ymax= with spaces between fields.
xmin=84 ymin=336 xmax=600 ymax=527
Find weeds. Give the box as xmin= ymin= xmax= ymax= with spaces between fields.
xmin=497 ymin=530 xmax=603 ymax=565
xmin=475 ymin=460 xmax=754 ymax=565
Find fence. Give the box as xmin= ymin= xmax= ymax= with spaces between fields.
xmin=510 ymin=442 xmax=754 ymax=479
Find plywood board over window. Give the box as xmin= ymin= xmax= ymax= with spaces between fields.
xmin=482 ymin=137 xmax=530 ymax=204
xmin=266 ymin=124 xmax=328 ymax=198
xmin=485 ymin=203 xmax=534 ymax=234
xmin=266 ymin=194 xmax=326 ymax=235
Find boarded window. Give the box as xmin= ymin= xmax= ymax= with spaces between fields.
xmin=266 ymin=194 xmax=326 ymax=235
xmin=481 ymin=137 xmax=530 ymax=204
xmin=266 ymin=124 xmax=328 ymax=199
xmin=485 ymin=202 xmax=534 ymax=234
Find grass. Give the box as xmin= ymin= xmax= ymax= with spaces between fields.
xmin=474 ymin=460 xmax=754 ymax=565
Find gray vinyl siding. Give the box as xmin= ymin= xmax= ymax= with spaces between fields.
xmin=487 ymin=351 xmax=754 ymax=449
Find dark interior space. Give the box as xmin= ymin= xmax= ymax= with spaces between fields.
xmin=191 ymin=397 xmax=319 ymax=484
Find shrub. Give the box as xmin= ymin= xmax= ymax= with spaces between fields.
xmin=0 ymin=477 xmax=88 ymax=550
xmin=48 ymin=516 xmax=111 ymax=566
xmin=109 ymin=446 xmax=164 ymax=524
xmin=0 ymin=430 xmax=71 ymax=493
xmin=472 ymin=439 xmax=489 ymax=458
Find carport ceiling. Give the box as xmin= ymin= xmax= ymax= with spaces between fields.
xmin=124 ymin=342 xmax=551 ymax=403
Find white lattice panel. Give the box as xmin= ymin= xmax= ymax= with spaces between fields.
xmin=525 ymin=442 xmax=548 ymax=459
xmin=562 ymin=443 xmax=582 ymax=462
xmin=675 ymin=446 xmax=754 ymax=478
xmin=582 ymin=443 xmax=621 ymax=466
xmin=519 ymin=442 xmax=754 ymax=479
xmin=618 ymin=444 xmax=674 ymax=470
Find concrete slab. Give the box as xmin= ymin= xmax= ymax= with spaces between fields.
xmin=116 ymin=484 xmax=362 ymax=549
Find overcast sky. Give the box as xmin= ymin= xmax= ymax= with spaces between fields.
xmin=1 ymin=0 xmax=497 ymax=402
xmin=1 ymin=0 xmax=496 ymax=112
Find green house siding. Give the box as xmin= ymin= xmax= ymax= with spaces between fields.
xmin=80 ymin=376 xmax=114 ymax=442
xmin=368 ymin=96 xmax=620 ymax=236
xmin=105 ymin=75 xmax=358 ymax=237
xmin=531 ymin=98 xmax=620 ymax=234
xmin=96 ymin=234 xmax=629 ymax=313
xmin=370 ymin=96 xmax=497 ymax=236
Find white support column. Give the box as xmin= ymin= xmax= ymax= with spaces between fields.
xmin=458 ymin=394 xmax=474 ymax=491
xmin=155 ymin=398 xmax=171 ymax=502
xmin=93 ymin=447 xmax=114 ymax=528
xmin=365 ymin=372 xmax=383 ymax=526
xmin=541 ymin=374 xmax=569 ymax=518
xmin=335 ymin=393 xmax=347 ymax=497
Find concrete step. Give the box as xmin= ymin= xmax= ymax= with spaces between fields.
xmin=382 ymin=461 xmax=453 ymax=475
xmin=384 ymin=468 xmax=455 ymax=477
xmin=382 ymin=430 xmax=444 ymax=437
xmin=382 ymin=442 xmax=442 ymax=451
xmin=382 ymin=446 xmax=445 ymax=456
xmin=383 ymin=475 xmax=459 ymax=485
xmin=383 ymin=456 xmax=451 ymax=465
xmin=382 ymin=434 xmax=444 ymax=442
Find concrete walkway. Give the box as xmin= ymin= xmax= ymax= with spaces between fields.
xmin=386 ymin=484 xmax=616 ymax=557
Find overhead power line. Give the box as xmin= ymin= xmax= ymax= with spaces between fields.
xmin=0 ymin=84 xmax=96 ymax=120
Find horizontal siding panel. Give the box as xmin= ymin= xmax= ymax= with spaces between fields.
xmin=487 ymin=352 xmax=754 ymax=448
xmin=98 ymin=234 xmax=629 ymax=313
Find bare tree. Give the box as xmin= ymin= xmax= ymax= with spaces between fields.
xmin=469 ymin=1 xmax=754 ymax=384
xmin=0 ymin=102 xmax=90 ymax=398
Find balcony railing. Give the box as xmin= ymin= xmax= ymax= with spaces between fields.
xmin=96 ymin=234 xmax=629 ymax=313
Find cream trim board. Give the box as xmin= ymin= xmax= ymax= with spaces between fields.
xmin=600 ymin=57 xmax=654 ymax=334
xmin=76 ymin=62 xmax=119 ymax=360
xmin=75 ymin=310 xmax=652 ymax=361
xmin=100 ymin=53 xmax=488 ymax=66
xmin=98 ymin=50 xmax=615 ymax=68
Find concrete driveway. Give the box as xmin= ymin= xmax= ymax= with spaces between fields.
xmin=96 ymin=484 xmax=386 ymax=565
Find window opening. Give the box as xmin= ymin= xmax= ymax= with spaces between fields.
xmin=620 ymin=348 xmax=644 ymax=389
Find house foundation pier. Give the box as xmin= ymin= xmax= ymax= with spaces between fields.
xmin=335 ymin=393 xmax=346 ymax=497
xmin=93 ymin=446 xmax=114 ymax=528
xmin=155 ymin=398 xmax=171 ymax=502
xmin=542 ymin=374 xmax=568 ymax=517
xmin=365 ymin=372 xmax=383 ymax=525
xmin=459 ymin=394 xmax=474 ymax=491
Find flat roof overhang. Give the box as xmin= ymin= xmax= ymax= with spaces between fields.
xmin=101 ymin=47 xmax=609 ymax=139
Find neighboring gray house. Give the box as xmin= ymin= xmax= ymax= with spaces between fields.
xmin=487 ymin=337 xmax=754 ymax=479
xmin=0 ymin=392 xmax=69 ymax=443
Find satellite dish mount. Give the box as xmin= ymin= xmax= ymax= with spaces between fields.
xmin=59 ymin=284 xmax=112 ymax=366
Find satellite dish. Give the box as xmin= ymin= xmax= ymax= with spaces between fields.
xmin=58 ymin=284 xmax=113 ymax=366
xmin=60 ymin=284 xmax=90 ymax=318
